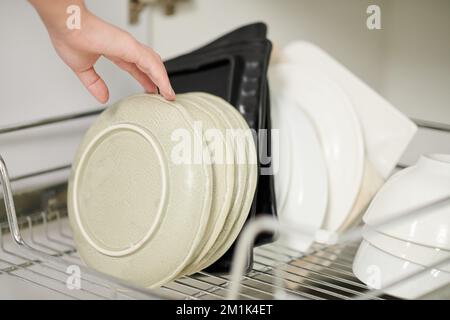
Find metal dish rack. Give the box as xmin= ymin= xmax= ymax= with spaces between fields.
xmin=0 ymin=111 xmax=449 ymax=300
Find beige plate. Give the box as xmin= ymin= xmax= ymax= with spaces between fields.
xmin=175 ymin=94 xmax=235 ymax=274
xmin=188 ymin=92 xmax=258 ymax=272
xmin=68 ymin=94 xmax=213 ymax=288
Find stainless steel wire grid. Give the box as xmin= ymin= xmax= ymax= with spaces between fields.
xmin=0 ymin=110 xmax=449 ymax=300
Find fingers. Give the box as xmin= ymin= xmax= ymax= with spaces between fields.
xmin=76 ymin=67 xmax=109 ymax=104
xmin=110 ymin=35 xmax=175 ymax=100
xmin=135 ymin=45 xmax=176 ymax=101
xmin=110 ymin=57 xmax=158 ymax=94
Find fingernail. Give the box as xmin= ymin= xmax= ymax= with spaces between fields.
xmin=169 ymin=87 xmax=176 ymax=99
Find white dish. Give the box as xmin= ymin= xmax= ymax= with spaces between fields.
xmin=282 ymin=41 xmax=417 ymax=179
xmin=183 ymin=92 xmax=258 ymax=272
xmin=363 ymin=154 xmax=450 ymax=250
xmin=272 ymin=94 xmax=328 ymax=249
xmin=270 ymin=94 xmax=292 ymax=215
xmin=68 ymin=94 xmax=213 ymax=287
xmin=363 ymin=226 xmax=450 ymax=272
xmin=338 ymin=160 xmax=385 ymax=232
xmin=270 ymin=64 xmax=365 ymax=232
xmin=353 ymin=239 xmax=450 ymax=299
xmin=175 ymin=95 xmax=235 ymax=266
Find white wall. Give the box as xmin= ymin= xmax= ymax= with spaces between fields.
xmin=0 ymin=0 xmax=150 ymax=180
xmin=149 ymin=0 xmax=387 ymax=92
xmin=149 ymin=0 xmax=450 ymax=125
xmin=2 ymin=0 xmax=448 ymax=126
xmin=381 ymin=0 xmax=450 ymax=124
xmin=0 ymin=0 xmax=150 ymax=126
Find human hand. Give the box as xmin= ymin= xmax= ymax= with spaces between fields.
xmin=29 ymin=0 xmax=175 ymax=104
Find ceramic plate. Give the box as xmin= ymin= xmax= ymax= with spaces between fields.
xmin=68 ymin=94 xmax=213 ymax=288
xmin=272 ymin=94 xmax=328 ymax=249
xmin=270 ymin=94 xmax=292 ymax=215
xmin=175 ymin=94 xmax=235 ymax=271
xmin=270 ymin=64 xmax=364 ymax=232
xmin=190 ymin=92 xmax=258 ymax=271
xmin=337 ymin=159 xmax=385 ymax=232
xmin=282 ymin=42 xmax=417 ymax=179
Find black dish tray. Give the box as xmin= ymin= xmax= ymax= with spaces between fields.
xmin=165 ymin=23 xmax=276 ymax=273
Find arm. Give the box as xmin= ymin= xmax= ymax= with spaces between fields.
xmin=29 ymin=0 xmax=175 ymax=103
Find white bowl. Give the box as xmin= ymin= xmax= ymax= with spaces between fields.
xmin=363 ymin=226 xmax=450 ymax=272
xmin=363 ymin=154 xmax=450 ymax=250
xmin=353 ymin=239 xmax=450 ymax=299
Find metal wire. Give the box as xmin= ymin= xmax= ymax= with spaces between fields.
xmin=0 ymin=109 xmax=449 ymax=299
xmin=2 ymin=153 xmax=450 ymax=299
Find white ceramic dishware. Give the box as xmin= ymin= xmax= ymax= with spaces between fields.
xmin=68 ymin=94 xmax=213 ymax=288
xmin=271 ymin=93 xmax=328 ymax=249
xmin=270 ymin=64 xmax=365 ymax=232
xmin=270 ymin=94 xmax=292 ymax=215
xmin=363 ymin=154 xmax=450 ymax=250
xmin=338 ymin=160 xmax=385 ymax=232
xmin=353 ymin=239 xmax=450 ymax=299
xmin=363 ymin=226 xmax=450 ymax=272
xmin=282 ymin=41 xmax=417 ymax=179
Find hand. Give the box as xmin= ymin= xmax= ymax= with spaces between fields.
xmin=29 ymin=0 xmax=175 ymax=104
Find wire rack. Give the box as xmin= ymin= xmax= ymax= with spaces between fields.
xmin=1 ymin=111 xmax=449 ymax=300
xmin=0 ymin=206 xmax=387 ymax=300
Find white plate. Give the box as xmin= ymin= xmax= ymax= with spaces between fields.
xmin=353 ymin=239 xmax=450 ymax=299
xmin=272 ymin=94 xmax=328 ymax=249
xmin=175 ymin=95 xmax=235 ymax=269
xmin=271 ymin=94 xmax=292 ymax=215
xmin=283 ymin=41 xmax=417 ymax=179
xmin=270 ymin=64 xmax=365 ymax=232
xmin=68 ymin=94 xmax=213 ymax=288
xmin=190 ymin=92 xmax=258 ymax=271
xmin=363 ymin=226 xmax=450 ymax=272
xmin=338 ymin=159 xmax=385 ymax=232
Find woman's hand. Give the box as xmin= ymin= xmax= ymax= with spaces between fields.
xmin=29 ymin=0 xmax=175 ymax=103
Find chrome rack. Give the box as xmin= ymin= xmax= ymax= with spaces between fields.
xmin=0 ymin=110 xmax=449 ymax=300
xmin=1 ymin=154 xmax=450 ymax=299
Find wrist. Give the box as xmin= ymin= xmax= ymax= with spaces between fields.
xmin=29 ymin=0 xmax=89 ymax=37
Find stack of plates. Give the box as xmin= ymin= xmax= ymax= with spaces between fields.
xmin=269 ymin=41 xmax=417 ymax=247
xmin=67 ymin=92 xmax=258 ymax=288
xmin=165 ymin=23 xmax=276 ymax=255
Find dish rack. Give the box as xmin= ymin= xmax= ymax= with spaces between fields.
xmin=0 ymin=111 xmax=449 ymax=300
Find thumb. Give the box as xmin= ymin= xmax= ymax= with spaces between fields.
xmin=76 ymin=67 xmax=109 ymax=104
